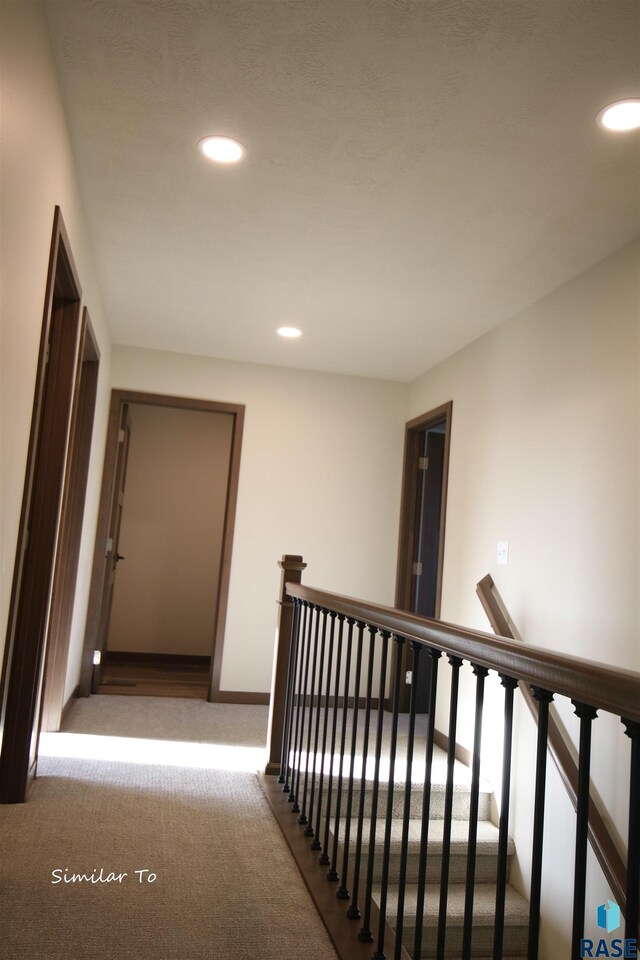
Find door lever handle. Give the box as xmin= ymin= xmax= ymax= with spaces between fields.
xmin=115 ymin=553 xmax=126 ymax=562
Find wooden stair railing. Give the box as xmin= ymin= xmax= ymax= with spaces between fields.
xmin=476 ymin=573 xmax=628 ymax=917
xmin=264 ymin=556 xmax=640 ymax=960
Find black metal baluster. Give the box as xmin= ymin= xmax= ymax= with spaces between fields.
xmin=348 ymin=625 xmax=377 ymax=920
xmin=570 ymin=701 xmax=598 ymax=955
xmin=623 ymin=718 xmax=640 ymax=943
xmin=527 ymin=687 xmax=554 ymax=960
xmin=301 ymin=607 xmax=325 ymax=830
xmin=360 ymin=629 xmax=390 ymax=943
xmin=293 ymin=603 xmax=316 ymax=815
xmin=437 ymin=655 xmax=463 ymax=960
xmin=280 ymin=597 xmax=301 ymax=787
xmin=394 ymin=642 xmax=421 ymax=960
xmin=321 ymin=615 xmax=346 ymax=867
xmin=461 ymin=664 xmax=489 ymax=960
xmin=413 ymin=649 xmax=441 ymax=960
xmin=493 ymin=674 xmax=518 ymax=960
xmin=312 ymin=612 xmax=338 ymax=850
xmin=291 ymin=601 xmax=312 ymax=808
xmin=373 ymin=635 xmax=405 ymax=960
xmin=337 ymin=620 xmax=365 ymax=899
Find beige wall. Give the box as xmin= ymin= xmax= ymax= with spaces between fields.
xmin=107 ymin=404 xmax=234 ymax=657
xmin=407 ymin=238 xmax=639 ymax=957
xmin=0 ymin=1 xmax=112 ymax=703
xmin=110 ymin=347 xmax=408 ymax=692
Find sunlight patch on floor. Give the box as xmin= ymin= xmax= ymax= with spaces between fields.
xmin=39 ymin=732 xmax=266 ymax=772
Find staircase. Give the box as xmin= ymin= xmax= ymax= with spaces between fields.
xmin=290 ymin=716 xmax=530 ymax=959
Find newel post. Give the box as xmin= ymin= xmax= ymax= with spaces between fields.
xmin=265 ymin=554 xmax=307 ymax=776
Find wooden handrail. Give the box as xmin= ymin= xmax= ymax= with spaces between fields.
xmin=476 ymin=573 xmax=628 ymax=916
xmin=285 ymin=582 xmax=640 ymax=724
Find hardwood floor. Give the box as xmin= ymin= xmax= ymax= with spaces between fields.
xmin=98 ymin=654 xmax=210 ymax=699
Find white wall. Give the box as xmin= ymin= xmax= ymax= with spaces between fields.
xmin=111 ymin=346 xmax=408 ymax=692
xmin=107 ymin=404 xmax=234 ymax=657
xmin=407 ymin=239 xmax=639 ymax=957
xmin=0 ymin=1 xmax=112 ymax=703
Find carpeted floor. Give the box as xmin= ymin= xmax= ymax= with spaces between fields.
xmin=0 ymin=695 xmax=338 ymax=960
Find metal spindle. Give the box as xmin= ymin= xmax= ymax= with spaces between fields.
xmin=291 ymin=601 xmax=312 ymax=808
xmin=280 ymin=597 xmax=301 ymax=787
xmin=570 ymin=701 xmax=598 ymax=955
xmin=437 ymin=655 xmax=463 ymax=960
xmin=493 ymin=674 xmax=518 ymax=960
xmin=312 ymin=612 xmax=338 ymax=850
xmin=373 ymin=635 xmax=405 ymax=960
xmin=527 ymin=687 xmax=554 ymax=960
xmin=347 ymin=626 xmax=377 ymax=920
xmin=623 ymin=719 xmax=640 ymax=943
xmin=394 ymin=642 xmax=421 ymax=960
xmin=302 ymin=607 xmax=325 ymax=831
xmin=337 ymin=621 xmax=365 ymax=899
xmin=320 ymin=615 xmax=346 ymax=866
xmin=461 ymin=665 xmax=489 ymax=960
xmin=413 ymin=649 xmax=441 ymax=960
xmin=294 ymin=603 xmax=317 ymax=815
xmin=360 ymin=630 xmax=390 ymax=943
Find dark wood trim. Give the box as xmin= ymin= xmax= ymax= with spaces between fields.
xmin=61 ymin=685 xmax=79 ymax=726
xmin=286 ymin=582 xmax=640 ymax=724
xmin=259 ymin=773 xmax=411 ymax=960
xmin=393 ymin=402 xmax=453 ymax=710
xmin=103 ymin=651 xmax=211 ymax=666
xmin=476 ymin=573 xmax=628 ymax=919
xmin=214 ymin=690 xmax=270 ymax=705
xmin=0 ymin=208 xmax=83 ymax=802
xmin=433 ymin=728 xmax=472 ymax=768
xmin=79 ymin=390 xmax=245 ymax=703
xmin=40 ymin=311 xmax=100 ymax=732
xmin=209 ymin=399 xmax=244 ymax=703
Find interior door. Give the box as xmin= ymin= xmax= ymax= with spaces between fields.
xmin=413 ymin=429 xmax=446 ymax=619
xmin=395 ymin=403 xmax=452 ymax=713
xmin=91 ymin=405 xmax=131 ymax=691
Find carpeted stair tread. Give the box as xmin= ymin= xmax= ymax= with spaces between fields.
xmin=376 ymin=881 xmax=529 ymax=957
xmin=380 ymin=880 xmax=529 ymax=926
xmin=333 ymin=816 xmax=511 ymax=852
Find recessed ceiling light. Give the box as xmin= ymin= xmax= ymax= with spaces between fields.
xmin=198 ymin=136 xmax=246 ymax=163
xmin=597 ymin=99 xmax=640 ymax=132
xmin=277 ymin=327 xmax=302 ymax=339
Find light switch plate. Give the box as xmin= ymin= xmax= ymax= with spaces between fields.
xmin=497 ymin=541 xmax=509 ymax=565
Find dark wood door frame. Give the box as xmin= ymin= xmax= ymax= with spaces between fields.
xmin=393 ymin=401 xmax=453 ymax=711
xmin=0 ymin=208 xmax=84 ymax=802
xmin=79 ymin=389 xmax=245 ymax=703
xmin=40 ymin=311 xmax=100 ymax=731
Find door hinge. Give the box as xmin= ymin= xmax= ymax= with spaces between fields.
xmin=412 ymin=561 xmax=423 ymax=576
xmin=44 ymin=341 xmax=51 ymax=364
xmin=418 ymin=456 xmax=429 ymax=471
xmin=118 ymin=429 xmax=126 ymax=443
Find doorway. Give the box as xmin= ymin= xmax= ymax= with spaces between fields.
xmin=395 ymin=402 xmax=452 ymax=711
xmin=0 ymin=209 xmax=95 ymax=802
xmin=80 ymin=390 xmax=244 ymax=702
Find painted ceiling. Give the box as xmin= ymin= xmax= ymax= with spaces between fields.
xmin=45 ymin=1 xmax=640 ymax=381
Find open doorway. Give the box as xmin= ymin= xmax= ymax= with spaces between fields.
xmin=80 ymin=391 xmax=244 ymax=702
xmin=394 ymin=402 xmax=452 ymax=711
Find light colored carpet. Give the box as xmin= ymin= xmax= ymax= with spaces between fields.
xmin=0 ymin=695 xmax=338 ymax=960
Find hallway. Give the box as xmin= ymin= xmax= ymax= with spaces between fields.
xmin=0 ymin=697 xmax=338 ymax=960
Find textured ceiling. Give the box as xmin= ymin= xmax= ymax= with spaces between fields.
xmin=45 ymin=0 xmax=639 ymax=382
